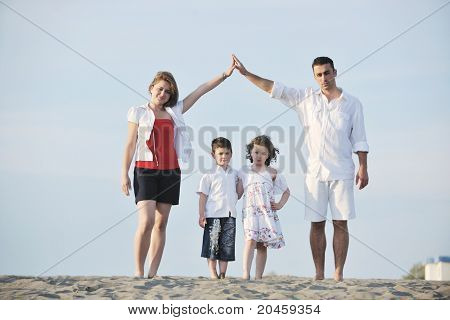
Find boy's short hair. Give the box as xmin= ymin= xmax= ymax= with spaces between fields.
xmin=211 ymin=137 xmax=232 ymax=153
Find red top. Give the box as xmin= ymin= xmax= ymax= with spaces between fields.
xmin=136 ymin=119 xmax=180 ymax=170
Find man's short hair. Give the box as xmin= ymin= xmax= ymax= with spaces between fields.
xmin=211 ymin=137 xmax=232 ymax=153
xmin=312 ymin=57 xmax=335 ymax=70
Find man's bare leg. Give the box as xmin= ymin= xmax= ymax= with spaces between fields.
xmin=332 ymin=220 xmax=349 ymax=281
xmin=310 ymin=221 xmax=326 ymax=280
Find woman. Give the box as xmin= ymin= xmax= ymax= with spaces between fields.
xmin=121 ymin=59 xmax=235 ymax=278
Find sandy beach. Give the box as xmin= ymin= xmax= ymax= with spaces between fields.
xmin=0 ymin=275 xmax=448 ymax=300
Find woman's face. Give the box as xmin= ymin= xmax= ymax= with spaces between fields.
xmin=150 ymin=80 xmax=172 ymax=106
xmin=251 ymin=144 xmax=269 ymax=166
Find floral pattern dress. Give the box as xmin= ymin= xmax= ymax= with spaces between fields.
xmin=239 ymin=166 xmax=288 ymax=249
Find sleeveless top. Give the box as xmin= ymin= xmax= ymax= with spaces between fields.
xmin=135 ymin=119 xmax=180 ymax=170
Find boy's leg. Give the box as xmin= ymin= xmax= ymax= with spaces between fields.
xmin=218 ymin=216 xmax=235 ymax=279
xmin=242 ymin=239 xmax=256 ymax=279
xmin=208 ymin=259 xmax=219 ymax=279
xmin=255 ymin=242 xmax=267 ymax=280
xmin=134 ymin=200 xmax=157 ymax=277
xmin=218 ymin=260 xmax=228 ymax=278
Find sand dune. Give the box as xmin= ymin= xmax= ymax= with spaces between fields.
xmin=0 ymin=275 xmax=448 ymax=300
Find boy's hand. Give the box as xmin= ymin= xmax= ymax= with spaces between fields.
xmin=270 ymin=202 xmax=283 ymax=211
xmin=199 ymin=215 xmax=206 ymax=228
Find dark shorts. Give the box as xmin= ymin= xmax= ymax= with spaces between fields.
xmin=133 ymin=167 xmax=181 ymax=205
xmin=201 ymin=216 xmax=236 ymax=261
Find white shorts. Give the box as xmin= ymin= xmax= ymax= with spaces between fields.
xmin=304 ymin=175 xmax=356 ymax=222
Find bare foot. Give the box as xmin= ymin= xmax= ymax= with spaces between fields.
xmin=219 ymin=273 xmax=226 ymax=279
xmin=314 ymin=274 xmax=325 ymax=280
xmin=334 ymin=273 xmax=343 ymax=282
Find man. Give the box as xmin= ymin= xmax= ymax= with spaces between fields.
xmin=233 ymin=55 xmax=369 ymax=281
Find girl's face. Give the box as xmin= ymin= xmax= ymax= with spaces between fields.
xmin=251 ymin=144 xmax=269 ymax=167
xmin=150 ymin=80 xmax=172 ymax=106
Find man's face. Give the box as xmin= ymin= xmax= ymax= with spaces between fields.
xmin=313 ymin=63 xmax=337 ymax=91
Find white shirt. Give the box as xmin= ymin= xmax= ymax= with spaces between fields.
xmin=127 ymin=101 xmax=192 ymax=163
xmin=197 ymin=166 xmax=239 ymax=218
xmin=270 ymin=82 xmax=369 ymax=181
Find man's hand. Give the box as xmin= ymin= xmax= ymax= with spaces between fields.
xmin=356 ymin=166 xmax=369 ymax=190
xmin=232 ymin=54 xmax=248 ymax=75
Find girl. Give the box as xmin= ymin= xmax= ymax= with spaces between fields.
xmin=121 ymin=58 xmax=235 ymax=278
xmin=238 ymin=135 xmax=290 ymax=280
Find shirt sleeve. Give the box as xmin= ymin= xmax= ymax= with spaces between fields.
xmin=270 ymin=81 xmax=306 ymax=108
xmin=197 ymin=174 xmax=211 ymax=196
xmin=172 ymin=100 xmax=184 ymax=115
xmin=273 ymin=173 xmax=288 ymax=195
xmin=350 ymin=100 xmax=369 ymax=153
xmin=127 ymin=107 xmax=139 ymax=124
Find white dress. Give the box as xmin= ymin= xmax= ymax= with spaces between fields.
xmin=238 ymin=166 xmax=288 ymax=249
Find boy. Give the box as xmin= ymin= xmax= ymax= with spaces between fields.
xmin=197 ymin=137 xmax=242 ymax=279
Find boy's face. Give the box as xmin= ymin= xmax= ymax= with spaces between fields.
xmin=212 ymin=147 xmax=232 ymax=168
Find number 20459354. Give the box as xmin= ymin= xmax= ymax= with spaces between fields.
xmin=257 ymin=304 xmax=321 ymax=315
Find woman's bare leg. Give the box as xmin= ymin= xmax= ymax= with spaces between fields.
xmin=134 ymin=200 xmax=156 ymax=277
xmin=147 ymin=202 xmax=172 ymax=278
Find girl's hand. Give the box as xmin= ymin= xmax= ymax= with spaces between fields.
xmin=199 ymin=215 xmax=206 ymax=228
xmin=270 ymin=201 xmax=283 ymax=211
xmin=121 ymin=175 xmax=131 ymax=196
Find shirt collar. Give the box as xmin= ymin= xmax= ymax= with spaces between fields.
xmin=314 ymin=87 xmax=347 ymax=102
xmin=215 ymin=165 xmax=231 ymax=173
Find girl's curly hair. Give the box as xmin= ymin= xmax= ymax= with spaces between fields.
xmin=246 ymin=135 xmax=279 ymax=166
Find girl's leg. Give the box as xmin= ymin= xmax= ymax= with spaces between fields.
xmin=134 ymin=200 xmax=157 ymax=277
xmin=255 ymin=242 xmax=268 ymax=280
xmin=147 ymin=202 xmax=172 ymax=278
xmin=208 ymin=259 xmax=219 ymax=279
xmin=218 ymin=260 xmax=228 ymax=278
xmin=242 ymin=239 xmax=256 ymax=279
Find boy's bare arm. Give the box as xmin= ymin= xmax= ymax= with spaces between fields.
xmin=237 ymin=178 xmax=244 ymax=199
xmin=198 ymin=193 xmax=207 ymax=228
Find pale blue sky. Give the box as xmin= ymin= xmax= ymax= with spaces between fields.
xmin=0 ymin=0 xmax=449 ymax=279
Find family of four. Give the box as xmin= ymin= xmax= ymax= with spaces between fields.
xmin=121 ymin=55 xmax=369 ymax=282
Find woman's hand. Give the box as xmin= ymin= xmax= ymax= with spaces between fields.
xmin=199 ymin=215 xmax=206 ymax=228
xmin=182 ymin=55 xmax=237 ymax=113
xmin=121 ymin=174 xmax=131 ymax=196
xmin=224 ymin=55 xmax=236 ymax=78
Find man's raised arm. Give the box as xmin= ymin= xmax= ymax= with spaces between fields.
xmin=233 ymin=54 xmax=274 ymax=93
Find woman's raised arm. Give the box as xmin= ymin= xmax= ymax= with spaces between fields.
xmin=182 ymin=56 xmax=235 ymax=114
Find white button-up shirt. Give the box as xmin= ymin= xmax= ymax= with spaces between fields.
xmin=197 ymin=166 xmax=239 ymax=218
xmin=270 ymin=82 xmax=369 ymax=181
